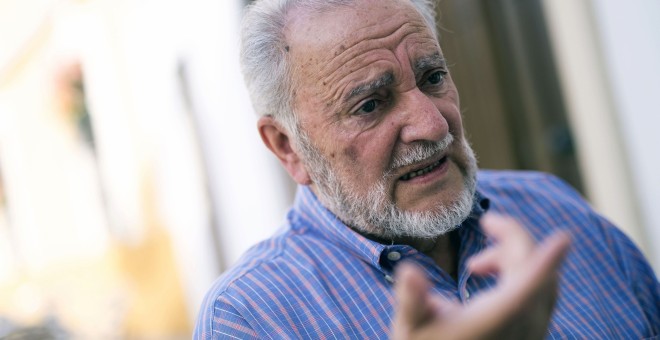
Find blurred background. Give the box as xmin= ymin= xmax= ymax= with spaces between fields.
xmin=0 ymin=0 xmax=658 ymax=338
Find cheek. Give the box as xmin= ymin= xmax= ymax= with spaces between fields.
xmin=433 ymin=99 xmax=463 ymax=135
xmin=446 ymin=111 xmax=463 ymax=136
xmin=340 ymin=139 xmax=384 ymax=181
xmin=343 ymin=145 xmax=358 ymax=162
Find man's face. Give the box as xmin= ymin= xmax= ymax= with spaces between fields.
xmin=286 ymin=0 xmax=477 ymax=238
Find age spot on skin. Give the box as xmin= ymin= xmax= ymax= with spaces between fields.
xmin=344 ymin=146 xmax=358 ymax=162
xmin=285 ymin=45 xmax=290 ymax=52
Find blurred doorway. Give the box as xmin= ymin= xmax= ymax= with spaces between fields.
xmin=437 ymin=0 xmax=583 ymax=191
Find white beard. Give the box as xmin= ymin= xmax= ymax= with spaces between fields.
xmin=296 ymin=129 xmax=478 ymax=240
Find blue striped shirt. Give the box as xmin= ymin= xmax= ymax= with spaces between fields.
xmin=195 ymin=171 xmax=660 ymax=339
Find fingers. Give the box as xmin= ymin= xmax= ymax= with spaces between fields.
xmin=503 ymin=231 xmax=571 ymax=338
xmin=392 ymin=215 xmax=570 ymax=339
xmin=530 ymin=231 xmax=571 ymax=325
xmin=538 ymin=231 xmax=571 ymax=269
xmin=468 ymin=214 xmax=571 ymax=312
xmin=391 ymin=215 xmax=572 ymax=340
xmin=455 ymin=220 xmax=570 ymax=339
xmin=393 ymin=263 xmax=461 ymax=340
xmin=482 ymin=214 xmax=535 ymax=271
xmin=524 ymin=230 xmax=571 ymax=286
xmin=480 ymin=214 xmax=531 ymax=246
xmin=393 ymin=263 xmax=433 ymax=331
xmin=505 ymin=229 xmax=571 ymax=314
xmin=471 ymin=214 xmax=571 ymax=317
xmin=467 ymin=247 xmax=499 ymax=276
xmin=468 ymin=214 xmax=535 ymax=277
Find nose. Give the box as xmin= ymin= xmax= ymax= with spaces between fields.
xmin=397 ymin=89 xmax=449 ymax=144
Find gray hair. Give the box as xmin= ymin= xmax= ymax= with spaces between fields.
xmin=240 ymin=0 xmax=438 ymax=136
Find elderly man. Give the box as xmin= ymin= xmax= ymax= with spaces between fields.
xmin=195 ymin=0 xmax=660 ymax=338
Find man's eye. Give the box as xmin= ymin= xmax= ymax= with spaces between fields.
xmin=359 ymin=99 xmax=377 ymax=114
xmin=427 ymin=71 xmax=445 ymax=85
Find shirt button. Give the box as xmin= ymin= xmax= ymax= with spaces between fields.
xmin=387 ymin=251 xmax=402 ymax=261
xmin=465 ymin=290 xmax=471 ymax=300
xmin=385 ymin=275 xmax=395 ymax=283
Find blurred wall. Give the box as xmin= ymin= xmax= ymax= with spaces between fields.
xmin=0 ymin=0 xmax=292 ymax=337
xmin=591 ymin=0 xmax=660 ymax=272
xmin=543 ymin=0 xmax=660 ymax=270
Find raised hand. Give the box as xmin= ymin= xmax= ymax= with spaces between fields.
xmin=391 ymin=214 xmax=571 ymax=340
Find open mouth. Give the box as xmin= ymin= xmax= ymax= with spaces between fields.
xmin=399 ymin=156 xmax=447 ymax=181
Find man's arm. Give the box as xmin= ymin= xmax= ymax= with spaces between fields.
xmin=546 ymin=172 xmax=659 ymax=332
xmin=595 ymin=214 xmax=660 ymax=333
xmin=391 ymin=214 xmax=570 ymax=339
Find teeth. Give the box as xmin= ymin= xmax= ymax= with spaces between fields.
xmin=401 ymin=159 xmax=442 ymax=181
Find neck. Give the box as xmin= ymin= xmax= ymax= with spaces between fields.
xmin=425 ymin=231 xmax=460 ymax=280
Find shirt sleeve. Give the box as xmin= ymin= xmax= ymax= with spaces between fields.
xmin=593 ymin=212 xmax=660 ymax=333
xmin=194 ymin=293 xmax=259 ymax=340
xmin=543 ymin=173 xmax=660 ymax=333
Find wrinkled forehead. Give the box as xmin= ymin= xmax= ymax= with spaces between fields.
xmin=285 ymin=0 xmax=430 ymax=58
xmin=283 ymin=0 xmax=436 ymax=95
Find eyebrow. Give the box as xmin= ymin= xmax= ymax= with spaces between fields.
xmin=339 ymin=53 xmax=445 ymax=106
xmin=414 ymin=53 xmax=446 ymax=73
xmin=344 ymin=72 xmax=395 ymax=103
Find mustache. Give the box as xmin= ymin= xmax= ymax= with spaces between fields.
xmin=390 ymin=134 xmax=454 ymax=170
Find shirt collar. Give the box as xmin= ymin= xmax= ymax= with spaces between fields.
xmin=291 ymin=186 xmax=386 ymax=269
xmin=290 ymin=185 xmax=490 ymax=272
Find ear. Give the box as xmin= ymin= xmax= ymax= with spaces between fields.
xmin=258 ymin=116 xmax=312 ymax=185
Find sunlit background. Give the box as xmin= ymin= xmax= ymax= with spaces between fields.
xmin=0 ymin=0 xmax=658 ymax=338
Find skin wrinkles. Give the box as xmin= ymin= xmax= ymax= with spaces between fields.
xmin=346 ymin=72 xmax=394 ymax=104
xmin=331 ymin=44 xmax=441 ymax=116
xmin=413 ymin=53 xmax=446 ymax=78
xmin=320 ymin=20 xmax=433 ymax=80
xmin=331 ymin=73 xmax=456 ymax=204
xmin=316 ymin=58 xmax=448 ymax=174
xmin=415 ymin=53 xmax=445 ymax=70
xmin=315 ymin=43 xmax=446 ymax=137
xmin=284 ymin=6 xmax=436 ymax=118
xmin=320 ymin=8 xmax=429 ymax=61
xmin=342 ymin=48 xmax=451 ymax=137
xmin=318 ymin=30 xmax=440 ymax=117
xmin=340 ymin=51 xmax=445 ymax=115
xmin=287 ymin=0 xmax=468 ymax=215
